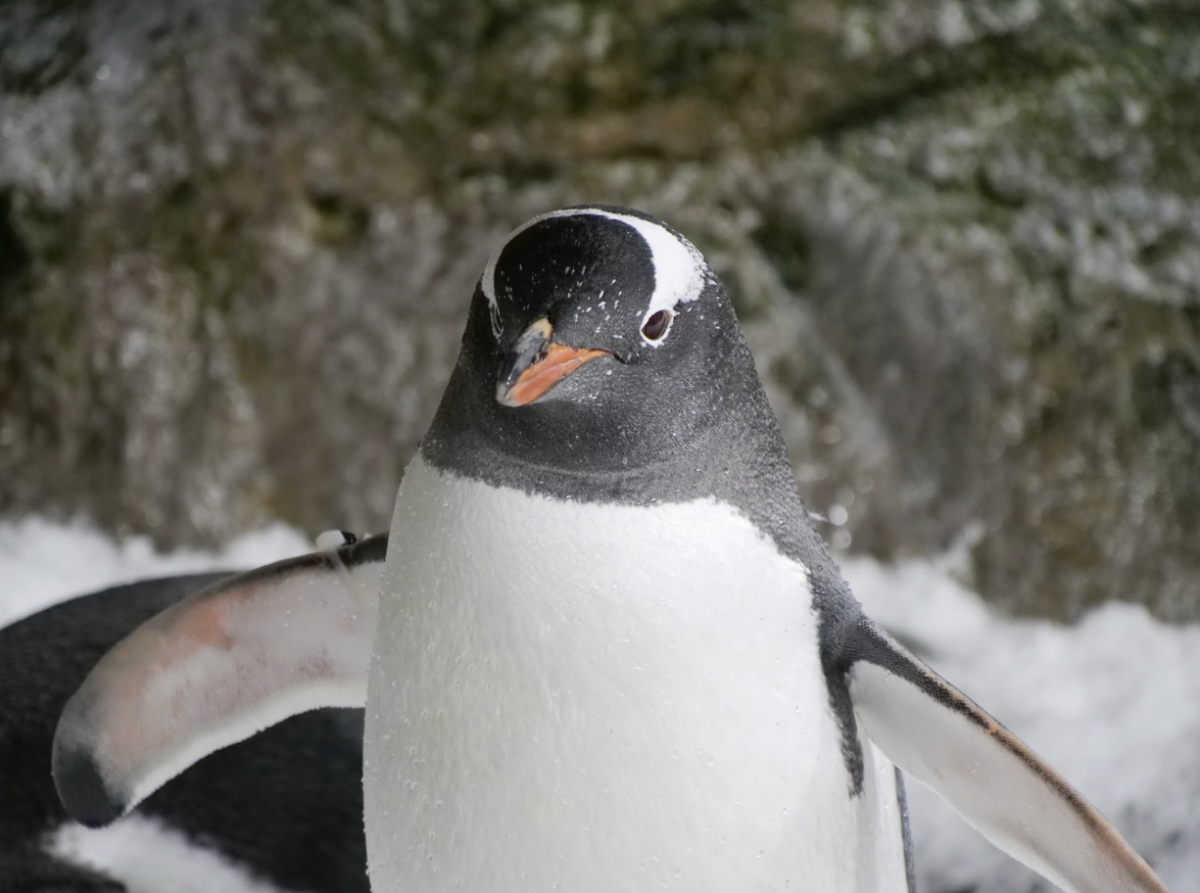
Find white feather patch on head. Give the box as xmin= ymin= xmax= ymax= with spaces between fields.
xmin=479 ymin=207 xmax=710 ymax=346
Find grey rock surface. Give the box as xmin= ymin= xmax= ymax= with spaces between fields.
xmin=1 ymin=0 xmax=1197 ymax=620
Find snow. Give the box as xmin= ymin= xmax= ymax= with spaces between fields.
xmin=1 ymin=517 xmax=1195 ymax=893
xmin=843 ymin=551 xmax=1200 ymax=893
xmin=0 ymin=516 xmax=310 ymax=628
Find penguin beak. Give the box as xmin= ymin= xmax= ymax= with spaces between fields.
xmin=497 ymin=317 xmax=610 ymax=408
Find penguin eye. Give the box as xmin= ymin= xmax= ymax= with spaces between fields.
xmin=641 ymin=310 xmax=672 ymax=342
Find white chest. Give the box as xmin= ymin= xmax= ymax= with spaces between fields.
xmin=364 ymin=456 xmax=907 ymax=892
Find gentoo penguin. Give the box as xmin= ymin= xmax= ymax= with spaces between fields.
xmin=0 ymin=533 xmax=382 ymax=892
xmin=53 ymin=207 xmax=1171 ymax=892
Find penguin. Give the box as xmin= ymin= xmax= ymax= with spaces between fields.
xmin=52 ymin=207 xmax=1172 ymax=892
xmin=0 ymin=533 xmax=382 ymax=893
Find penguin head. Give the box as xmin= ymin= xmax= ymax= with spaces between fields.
xmin=481 ymin=206 xmax=720 ymax=409
xmin=431 ymin=206 xmax=769 ymax=476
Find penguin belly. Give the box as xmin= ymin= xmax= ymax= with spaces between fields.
xmin=365 ymin=456 xmax=908 ymax=892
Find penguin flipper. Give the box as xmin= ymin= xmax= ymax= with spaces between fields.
xmin=846 ymin=619 xmax=1170 ymax=893
xmin=52 ymin=533 xmax=387 ymax=828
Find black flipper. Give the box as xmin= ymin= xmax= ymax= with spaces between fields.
xmin=52 ymin=535 xmax=386 ymax=827
xmin=1 ymin=565 xmax=371 ymax=893
xmin=841 ymin=616 xmax=1169 ymax=893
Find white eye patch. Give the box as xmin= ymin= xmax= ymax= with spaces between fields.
xmin=479 ymin=207 xmax=710 ymax=345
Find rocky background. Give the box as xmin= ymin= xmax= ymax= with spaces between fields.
xmin=1 ymin=0 xmax=1197 ymax=621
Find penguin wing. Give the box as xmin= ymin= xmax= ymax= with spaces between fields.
xmin=845 ymin=617 xmax=1170 ymax=893
xmin=52 ymin=533 xmax=387 ymax=828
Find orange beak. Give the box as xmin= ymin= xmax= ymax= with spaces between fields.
xmin=496 ymin=318 xmax=610 ymax=408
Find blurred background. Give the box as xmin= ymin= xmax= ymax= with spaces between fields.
xmin=1 ymin=0 xmax=1198 ymax=621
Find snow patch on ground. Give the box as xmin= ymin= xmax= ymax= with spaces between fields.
xmin=1 ymin=518 xmax=1195 ymax=893
xmin=0 ymin=516 xmax=310 ymax=627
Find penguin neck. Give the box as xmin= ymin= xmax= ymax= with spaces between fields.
xmin=419 ymin=355 xmax=825 ymax=572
